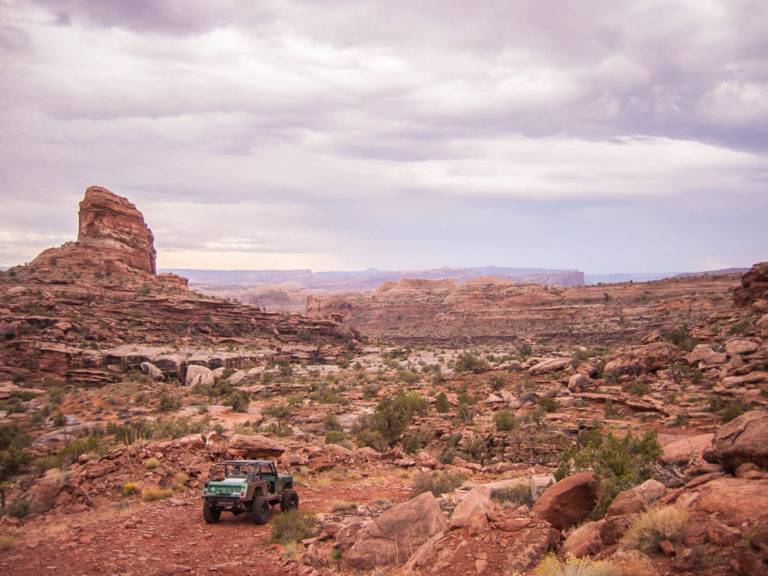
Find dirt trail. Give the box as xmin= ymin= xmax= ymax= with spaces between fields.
xmin=0 ymin=474 xmax=410 ymax=576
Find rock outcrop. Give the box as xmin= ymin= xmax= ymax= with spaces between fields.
xmin=342 ymin=491 xmax=448 ymax=570
xmin=704 ymin=410 xmax=768 ymax=472
xmin=31 ymin=186 xmax=158 ymax=277
xmin=734 ymin=262 xmax=768 ymax=311
xmin=77 ymin=186 xmax=156 ymax=274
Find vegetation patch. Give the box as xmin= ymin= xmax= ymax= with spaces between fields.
xmin=270 ymin=509 xmax=318 ymax=544
xmin=622 ymin=505 xmax=687 ymax=554
xmin=411 ymin=470 xmax=465 ymax=497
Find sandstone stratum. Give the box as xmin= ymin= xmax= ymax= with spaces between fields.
xmin=2 ymin=186 xmax=768 ymax=576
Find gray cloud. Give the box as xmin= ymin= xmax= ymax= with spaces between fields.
xmin=1 ymin=1 xmax=766 ymax=273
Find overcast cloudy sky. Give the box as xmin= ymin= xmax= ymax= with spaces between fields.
xmin=1 ymin=0 xmax=766 ymax=274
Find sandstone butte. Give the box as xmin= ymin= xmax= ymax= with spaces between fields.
xmin=0 ymin=185 xmax=359 ymax=386
xmin=1 ymin=186 xmax=768 ymax=576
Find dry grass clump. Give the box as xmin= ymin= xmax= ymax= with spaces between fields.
xmin=142 ymin=486 xmax=174 ymax=501
xmin=144 ymin=457 xmax=160 ymax=470
xmin=0 ymin=535 xmax=17 ymax=551
xmin=330 ymin=500 xmax=358 ymax=513
xmin=528 ymin=554 xmax=623 ymax=576
xmin=621 ymin=505 xmax=687 ymax=554
xmin=173 ymin=471 xmax=190 ymax=491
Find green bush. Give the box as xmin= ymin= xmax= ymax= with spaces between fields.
xmin=537 ymin=397 xmax=559 ymax=412
xmin=323 ymin=414 xmax=342 ymax=431
xmin=270 ymin=509 xmax=318 ymax=544
xmin=434 ymin=392 xmax=450 ymax=413
xmin=325 ymin=430 xmax=348 ymax=446
xmin=225 ymin=389 xmax=250 ymax=412
xmin=370 ymin=390 xmax=428 ymax=446
xmin=491 ymin=484 xmax=533 ymax=508
xmin=411 ymin=470 xmax=465 ymax=497
xmin=454 ymin=352 xmax=490 ymax=373
xmin=555 ymin=428 xmax=661 ymax=517
xmin=494 ymin=409 xmax=518 ymax=432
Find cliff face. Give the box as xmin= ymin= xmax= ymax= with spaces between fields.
xmin=77 ymin=186 xmax=156 ymax=274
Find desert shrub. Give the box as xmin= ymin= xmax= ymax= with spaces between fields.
xmin=555 ymin=428 xmax=661 ymax=517
xmin=370 ymin=390 xmax=428 ymax=446
xmin=323 ymin=414 xmax=341 ymax=431
xmin=626 ymin=380 xmax=649 ymax=397
xmin=258 ymin=422 xmax=294 ymax=437
xmin=411 ymin=470 xmax=465 ymax=497
xmin=495 ymin=409 xmax=518 ymax=432
xmin=491 ymin=484 xmax=533 ymax=508
xmin=454 ymin=352 xmax=490 ymax=373
xmin=663 ymin=325 xmax=698 ymax=352
xmin=225 ymin=389 xmax=250 ymax=412
xmin=438 ymin=434 xmax=460 ymax=465
xmin=325 ymin=430 xmax=348 ymax=446
xmin=270 ymin=509 xmax=318 ymax=544
xmin=158 ymin=391 xmax=181 ymax=412
xmin=622 ymin=505 xmax=687 ymax=554
xmin=528 ymin=554 xmax=623 ymax=576
xmin=720 ymin=401 xmax=752 ymax=424
xmin=53 ymin=411 xmax=67 ymax=427
xmin=401 ymin=424 xmax=434 ymax=455
xmin=355 ymin=427 xmax=388 ymax=452
xmin=490 ymin=373 xmax=508 ymax=391
xmin=515 ymin=341 xmax=533 ymax=360
xmin=5 ymin=498 xmax=29 ymax=519
xmin=538 ymin=397 xmax=560 ymax=412
xmin=144 ymin=457 xmax=160 ymax=470
xmin=434 ymin=392 xmax=450 ymax=413
xmin=263 ymin=402 xmax=292 ymax=419
xmin=122 ymin=483 xmax=138 ymax=496
xmin=142 ymin=486 xmax=173 ymax=501
xmin=57 ymin=434 xmax=103 ymax=468
xmin=457 ymin=402 xmax=474 ymax=423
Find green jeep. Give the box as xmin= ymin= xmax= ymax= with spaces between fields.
xmin=201 ymin=460 xmax=298 ymax=524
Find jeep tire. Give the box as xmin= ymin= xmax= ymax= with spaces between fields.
xmin=251 ymin=496 xmax=270 ymax=525
xmin=280 ymin=489 xmax=299 ymax=512
xmin=203 ymin=501 xmax=221 ymax=524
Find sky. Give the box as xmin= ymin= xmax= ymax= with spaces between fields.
xmin=1 ymin=0 xmax=767 ymax=274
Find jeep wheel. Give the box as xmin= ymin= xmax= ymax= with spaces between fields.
xmin=280 ymin=489 xmax=299 ymax=512
xmin=251 ymin=496 xmax=270 ymax=525
xmin=203 ymin=502 xmax=221 ymax=524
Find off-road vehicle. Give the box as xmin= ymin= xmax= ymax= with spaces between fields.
xmin=201 ymin=460 xmax=298 ymax=524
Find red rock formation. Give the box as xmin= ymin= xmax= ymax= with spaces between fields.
xmin=734 ymin=262 xmax=768 ymax=310
xmin=30 ymin=186 xmax=157 ymax=278
xmin=77 ymin=186 xmax=156 ymax=274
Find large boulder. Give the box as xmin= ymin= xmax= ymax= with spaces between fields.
xmin=227 ymin=434 xmax=285 ymax=459
xmin=562 ymin=520 xmax=604 ymax=557
xmin=531 ymin=472 xmax=598 ymax=530
xmin=342 ymin=491 xmax=448 ymax=570
xmin=529 ymin=357 xmax=570 ymax=375
xmin=704 ymin=410 xmax=768 ymax=472
xmin=662 ymin=433 xmax=715 ymax=467
xmin=185 ymin=364 xmax=214 ymax=387
xmin=26 ymin=469 xmax=67 ymax=514
xmin=449 ymin=485 xmax=496 ymax=533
